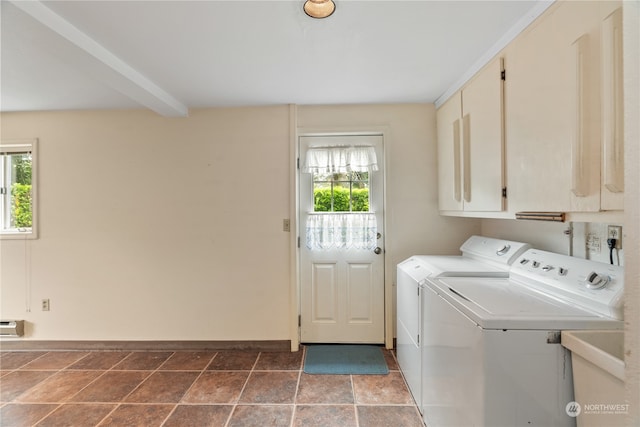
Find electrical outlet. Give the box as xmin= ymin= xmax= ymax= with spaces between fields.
xmin=283 ymin=219 xmax=290 ymax=232
xmin=607 ymin=225 xmax=622 ymax=249
xmin=42 ymin=299 xmax=50 ymax=311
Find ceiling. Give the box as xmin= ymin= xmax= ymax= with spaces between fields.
xmin=1 ymin=0 xmax=550 ymax=117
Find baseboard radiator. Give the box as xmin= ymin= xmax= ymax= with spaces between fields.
xmin=0 ymin=320 xmax=24 ymax=337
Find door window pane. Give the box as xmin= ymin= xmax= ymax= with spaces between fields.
xmin=312 ymin=171 xmax=370 ymax=212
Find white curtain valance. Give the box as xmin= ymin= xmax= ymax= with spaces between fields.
xmin=304 ymin=146 xmax=378 ymax=174
xmin=306 ymin=213 xmax=377 ymax=251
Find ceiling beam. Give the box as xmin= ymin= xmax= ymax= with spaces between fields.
xmin=9 ymin=0 xmax=189 ymax=117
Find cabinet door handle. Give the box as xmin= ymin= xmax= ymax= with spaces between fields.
xmin=571 ymin=34 xmax=589 ymax=197
xmin=462 ymin=113 xmax=471 ymax=203
xmin=453 ymin=118 xmax=462 ymax=202
xmin=602 ymin=8 xmax=624 ymax=193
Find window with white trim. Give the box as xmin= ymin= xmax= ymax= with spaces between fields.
xmin=1 ymin=139 xmax=38 ymax=239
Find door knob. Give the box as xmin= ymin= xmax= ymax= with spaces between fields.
xmin=374 ymin=247 xmax=382 ymax=255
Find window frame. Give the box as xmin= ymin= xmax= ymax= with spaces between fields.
xmin=0 ymin=139 xmax=38 ymax=240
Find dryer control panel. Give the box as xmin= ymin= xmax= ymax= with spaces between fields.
xmin=511 ymin=249 xmax=624 ymax=320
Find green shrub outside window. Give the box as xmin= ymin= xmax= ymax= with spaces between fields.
xmin=312 ymin=171 xmax=370 ymax=212
xmin=12 ymin=183 xmax=32 ymax=228
xmin=314 ymin=187 xmax=369 ymax=212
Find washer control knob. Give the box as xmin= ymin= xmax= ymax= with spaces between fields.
xmin=532 ymin=261 xmax=540 ymax=268
xmin=584 ymin=272 xmax=609 ymax=290
xmin=542 ymin=265 xmax=554 ymax=272
xmin=558 ymin=267 xmax=568 ymax=276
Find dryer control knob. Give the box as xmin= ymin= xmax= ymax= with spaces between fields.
xmin=584 ymin=272 xmax=609 ymax=290
xmin=496 ymin=244 xmax=511 ymax=256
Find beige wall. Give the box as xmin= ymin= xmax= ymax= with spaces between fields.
xmin=1 ymin=103 xmax=481 ymax=343
xmin=297 ymin=104 xmax=480 ymax=267
xmin=296 ymin=104 xmax=481 ymax=346
xmin=623 ymin=1 xmax=639 ymax=423
xmin=1 ymin=107 xmax=292 ymax=341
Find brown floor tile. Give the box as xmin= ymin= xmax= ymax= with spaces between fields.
xmin=254 ymin=351 xmax=303 ymax=370
xmin=70 ymin=371 xmax=150 ymax=403
xmin=36 ymin=403 xmax=116 ymax=426
xmin=125 ymin=371 xmax=199 ymax=403
xmin=21 ymin=352 xmax=89 ymax=370
xmin=163 ymin=404 xmax=233 ymax=427
xmin=293 ymin=405 xmax=357 ymax=427
xmin=66 ymin=352 xmax=130 ymax=370
xmin=97 ymin=404 xmax=174 ymax=426
xmin=159 ymin=351 xmax=216 ymax=370
xmin=0 ymin=348 xmax=422 ymax=426
xmin=181 ymin=371 xmax=249 ymax=404
xmin=17 ymin=371 xmax=102 ymax=403
xmin=296 ymin=373 xmax=354 ymax=404
xmin=239 ymin=371 xmax=298 ymax=404
xmin=0 ymin=371 xmax=55 ymax=402
xmin=382 ymin=349 xmax=399 ymax=370
xmin=0 ymin=403 xmax=59 ymax=426
xmin=112 ymin=351 xmax=173 ymax=370
xmin=207 ymin=351 xmax=259 ymax=370
xmin=352 ymin=372 xmax=415 ymax=405
xmin=357 ymin=405 xmax=424 ymax=427
xmin=0 ymin=352 xmax=47 ymax=370
xmin=228 ymin=405 xmax=293 ymax=427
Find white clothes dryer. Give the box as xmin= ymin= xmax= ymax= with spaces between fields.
xmin=396 ymin=235 xmax=531 ymax=414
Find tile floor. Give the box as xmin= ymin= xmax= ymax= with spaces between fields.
xmin=0 ymin=347 xmax=424 ymax=427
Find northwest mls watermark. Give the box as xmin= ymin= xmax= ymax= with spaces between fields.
xmin=566 ymin=401 xmax=630 ymax=417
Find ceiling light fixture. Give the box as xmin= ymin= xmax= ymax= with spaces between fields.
xmin=304 ymin=0 xmax=336 ymax=19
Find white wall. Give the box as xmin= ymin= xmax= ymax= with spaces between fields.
xmin=1 ymin=107 xmax=292 ymax=341
xmin=481 ymin=219 xmax=625 ymax=266
xmin=623 ymin=1 xmax=639 ymax=423
xmin=1 ymin=103 xmax=481 ymax=344
xmin=297 ymin=104 xmax=481 ymax=268
xmin=296 ymin=103 xmax=481 ymax=347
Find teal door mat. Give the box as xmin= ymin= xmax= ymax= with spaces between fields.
xmin=303 ymin=344 xmax=389 ymax=375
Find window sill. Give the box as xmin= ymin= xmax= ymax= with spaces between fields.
xmin=0 ymin=230 xmax=37 ymax=240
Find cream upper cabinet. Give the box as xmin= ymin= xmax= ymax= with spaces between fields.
xmin=504 ymin=0 xmax=623 ymax=214
xmin=437 ymin=92 xmax=463 ymax=211
xmin=437 ymin=58 xmax=505 ymax=213
xmin=600 ymin=4 xmax=624 ymax=210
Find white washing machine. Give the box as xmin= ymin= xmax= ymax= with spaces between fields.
xmin=421 ymin=249 xmax=624 ymax=427
xmin=396 ymin=236 xmax=531 ymax=415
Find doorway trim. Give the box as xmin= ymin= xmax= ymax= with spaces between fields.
xmin=289 ymin=106 xmax=394 ymax=350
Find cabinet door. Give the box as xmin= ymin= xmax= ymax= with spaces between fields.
xmin=505 ymin=1 xmax=601 ymax=213
xmin=600 ymin=4 xmax=624 ymax=210
xmin=461 ymin=58 xmax=505 ymax=212
xmin=437 ymin=93 xmax=463 ymax=211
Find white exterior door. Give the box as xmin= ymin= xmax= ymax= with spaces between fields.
xmin=299 ymin=135 xmax=385 ymax=343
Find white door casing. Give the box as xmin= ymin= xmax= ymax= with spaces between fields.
xmin=299 ymin=134 xmax=385 ymax=343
